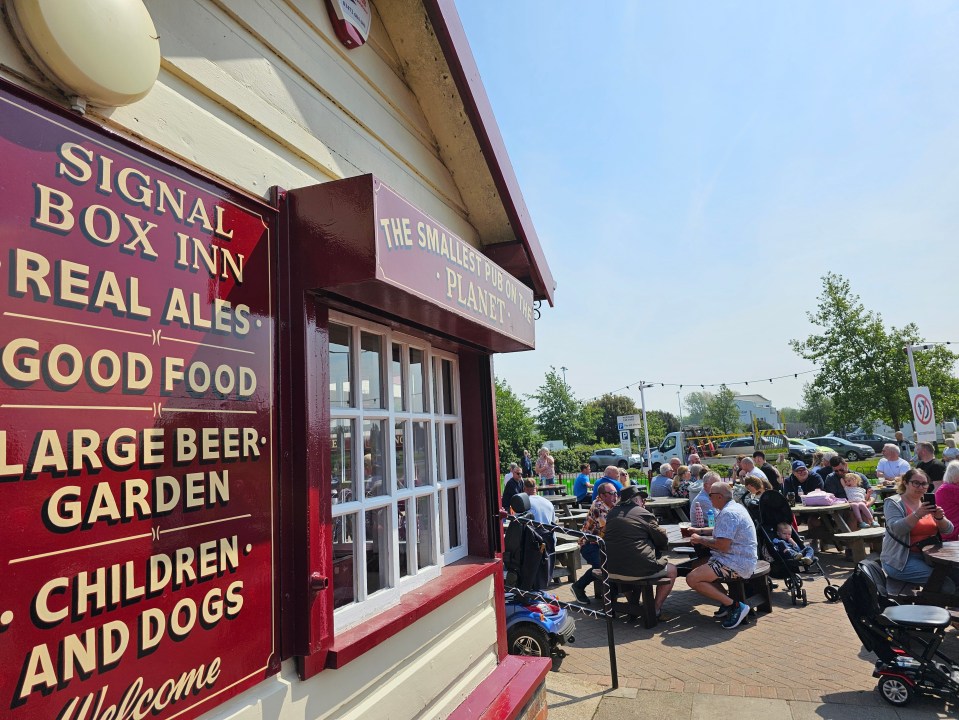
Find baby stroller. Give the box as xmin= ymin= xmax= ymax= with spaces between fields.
xmin=839 ymin=559 xmax=959 ymax=707
xmin=755 ymin=491 xmax=840 ymax=605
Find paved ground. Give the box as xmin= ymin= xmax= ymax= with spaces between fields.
xmin=544 ymin=544 xmax=959 ymax=718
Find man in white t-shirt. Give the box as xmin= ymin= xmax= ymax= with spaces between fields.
xmin=739 ymin=456 xmax=767 ymax=483
xmin=876 ymin=443 xmax=911 ymax=484
xmin=523 ymin=479 xmax=557 ymax=524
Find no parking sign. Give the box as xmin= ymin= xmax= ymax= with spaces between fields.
xmin=908 ymin=386 xmax=937 ymax=442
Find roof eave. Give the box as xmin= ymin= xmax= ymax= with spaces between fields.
xmin=422 ymin=0 xmax=556 ymax=306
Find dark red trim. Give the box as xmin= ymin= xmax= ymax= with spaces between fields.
xmin=422 ymin=0 xmax=556 ymax=306
xmin=447 ymin=655 xmax=550 ymax=720
xmin=492 ymin=567 xmax=508 ymax=661
xmin=459 ymin=349 xmax=498 ymax=557
xmin=297 ymin=556 xmax=500 ymax=676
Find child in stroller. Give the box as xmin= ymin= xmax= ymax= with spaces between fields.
xmin=756 ymin=490 xmax=839 ymax=605
xmin=771 ymin=521 xmax=816 ymax=567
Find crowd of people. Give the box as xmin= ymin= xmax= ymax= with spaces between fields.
xmin=505 ymin=438 xmax=959 ymax=628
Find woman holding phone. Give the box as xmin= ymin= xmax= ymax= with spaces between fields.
xmin=880 ymin=468 xmax=954 ymax=585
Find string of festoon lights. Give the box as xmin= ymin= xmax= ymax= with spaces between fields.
xmin=582 ymin=340 xmax=959 ymax=404
xmin=584 ymin=370 xmax=819 ymax=404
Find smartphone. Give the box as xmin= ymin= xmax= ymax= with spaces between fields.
xmin=923 ymin=492 xmax=937 ymax=507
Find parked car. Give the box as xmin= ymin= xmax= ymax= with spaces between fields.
xmin=788 ymin=438 xmax=834 ymax=462
xmin=588 ymin=447 xmax=642 ymax=471
xmin=847 ymin=433 xmax=915 ymax=455
xmin=806 ymin=436 xmax=875 ymax=461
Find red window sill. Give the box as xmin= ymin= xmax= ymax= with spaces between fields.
xmin=447 ymin=654 xmax=551 ymax=720
xmin=298 ymin=556 xmax=500 ymax=678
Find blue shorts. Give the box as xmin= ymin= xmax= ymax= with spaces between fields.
xmin=883 ymin=554 xmax=932 ymax=585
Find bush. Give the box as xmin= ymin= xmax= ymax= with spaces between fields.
xmin=552 ymin=444 xmax=608 ymax=474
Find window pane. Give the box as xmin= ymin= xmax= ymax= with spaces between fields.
xmin=394 ymin=421 xmax=407 ymax=490
xmin=412 ymin=421 xmax=430 ymax=487
xmin=363 ymin=420 xmax=388 ymax=497
xmin=331 ymin=419 xmax=355 ymax=505
xmin=360 ymin=331 xmax=384 ymax=409
xmin=365 ymin=507 xmax=390 ymax=594
xmin=447 ymin=487 xmax=461 ymax=550
xmin=329 ymin=323 xmax=352 ymax=408
xmin=391 ymin=344 xmax=405 ymax=411
xmin=441 ymin=359 xmax=455 ymax=414
xmin=398 ymin=499 xmax=411 ymax=578
xmin=435 ymin=423 xmax=443 ymax=481
xmin=332 ymin=513 xmax=356 ymax=609
xmin=432 ymin=358 xmax=440 ymax=414
xmin=409 ymin=347 xmax=426 ymax=412
xmin=444 ymin=424 xmax=457 ymax=480
xmin=416 ymin=495 xmax=435 ymax=570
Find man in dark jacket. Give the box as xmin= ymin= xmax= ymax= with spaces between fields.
xmin=752 ymin=451 xmax=783 ymax=492
xmin=603 ymin=486 xmax=678 ymax=618
xmin=501 ymin=464 xmax=525 ymax=512
xmin=782 ymin=461 xmax=824 ymax=496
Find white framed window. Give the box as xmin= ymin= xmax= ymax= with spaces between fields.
xmin=329 ymin=312 xmax=466 ymax=629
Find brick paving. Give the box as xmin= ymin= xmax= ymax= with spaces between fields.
xmin=551 ymin=546 xmax=959 ymax=712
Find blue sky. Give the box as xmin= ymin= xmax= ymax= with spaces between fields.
xmin=459 ymin=1 xmax=959 ymax=416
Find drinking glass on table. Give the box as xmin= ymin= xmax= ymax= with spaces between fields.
xmin=787 ymin=492 xmax=796 ymax=506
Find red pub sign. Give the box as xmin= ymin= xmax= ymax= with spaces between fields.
xmin=0 ymin=82 xmax=276 ymax=719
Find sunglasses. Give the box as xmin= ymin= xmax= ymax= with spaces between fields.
xmin=908 ymin=480 xmax=929 ymax=487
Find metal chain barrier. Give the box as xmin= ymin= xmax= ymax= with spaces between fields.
xmin=503 ymin=513 xmax=619 ymax=689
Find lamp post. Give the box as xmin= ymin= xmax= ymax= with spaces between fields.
xmin=677 ymin=390 xmax=683 ymax=429
xmin=560 ymin=366 xmax=568 ymax=385
xmin=637 ymin=381 xmax=655 ymax=471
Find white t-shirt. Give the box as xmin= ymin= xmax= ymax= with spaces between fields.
xmin=876 ymin=457 xmax=911 ymax=480
xmin=527 ymin=494 xmax=556 ymax=524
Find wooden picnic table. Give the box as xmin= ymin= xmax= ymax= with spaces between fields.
xmin=539 ymin=483 xmax=566 ymax=496
xmin=791 ymin=502 xmax=852 ymax=552
xmin=545 ymin=494 xmax=579 ymax=509
xmin=921 ymin=541 xmax=959 ymax=608
xmin=644 ymin=497 xmax=690 ymax=523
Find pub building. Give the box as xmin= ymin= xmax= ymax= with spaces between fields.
xmin=0 ymin=1 xmax=556 ymax=719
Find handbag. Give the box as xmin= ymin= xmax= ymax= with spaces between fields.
xmin=801 ymin=489 xmax=839 ymax=506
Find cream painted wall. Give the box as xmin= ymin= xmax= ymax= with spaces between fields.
xmin=0 ymin=2 xmax=501 ymax=716
xmin=198 ymin=576 xmax=498 ymax=720
xmin=0 ymin=0 xmax=482 ymax=249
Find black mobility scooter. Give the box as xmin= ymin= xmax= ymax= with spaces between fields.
xmin=839 ymin=559 xmax=959 ymax=707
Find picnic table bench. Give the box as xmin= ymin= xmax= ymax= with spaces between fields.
xmin=719 ymin=560 xmax=773 ymax=617
xmin=552 ymin=532 xmax=581 ymax=583
xmin=833 ymin=526 xmax=885 ymax=562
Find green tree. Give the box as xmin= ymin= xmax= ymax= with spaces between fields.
xmin=585 ymin=393 xmax=639 ymax=444
xmin=801 ymin=383 xmax=834 ymax=434
xmin=704 ymin=385 xmax=740 ymax=433
xmin=648 ymin=410 xmax=680 ymax=434
xmin=528 ymin=367 xmax=596 ymax=446
xmin=780 ymin=407 xmax=802 ymax=423
xmin=644 ymin=412 xmax=668 ymax=447
xmin=494 ymin=378 xmax=541 ymax=472
xmin=791 ymin=273 xmax=959 ymax=430
xmin=683 ymin=391 xmax=713 ymax=426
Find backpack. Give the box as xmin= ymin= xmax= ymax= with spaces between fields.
xmin=503 ymin=519 xmax=549 ymax=589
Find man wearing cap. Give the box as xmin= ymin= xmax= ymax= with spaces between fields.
xmin=603 ymin=485 xmax=678 ymax=620
xmin=782 ymin=460 xmax=823 ymax=496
